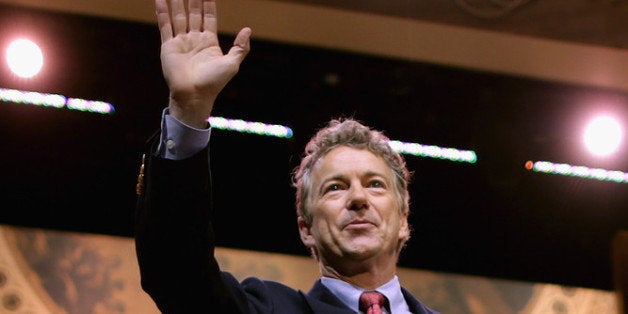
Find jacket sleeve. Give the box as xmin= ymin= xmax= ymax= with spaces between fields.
xmin=134 ymin=136 xmax=249 ymax=314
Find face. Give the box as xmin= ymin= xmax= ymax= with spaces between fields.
xmin=298 ymin=146 xmax=410 ymax=265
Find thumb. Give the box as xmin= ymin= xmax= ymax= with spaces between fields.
xmin=227 ymin=27 xmax=251 ymax=63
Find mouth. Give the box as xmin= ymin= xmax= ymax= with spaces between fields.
xmin=344 ymin=219 xmax=375 ymax=229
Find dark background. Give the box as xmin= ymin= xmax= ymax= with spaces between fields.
xmin=1 ymin=4 xmax=627 ymax=291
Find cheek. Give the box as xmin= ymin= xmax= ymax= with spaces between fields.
xmin=310 ymin=213 xmax=335 ymax=233
xmin=379 ymin=196 xmax=399 ymax=215
xmin=309 ymin=207 xmax=343 ymax=236
xmin=381 ymin=199 xmax=405 ymax=229
xmin=311 ymin=199 xmax=343 ymax=219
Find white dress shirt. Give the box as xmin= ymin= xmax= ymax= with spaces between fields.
xmin=321 ymin=276 xmax=413 ymax=314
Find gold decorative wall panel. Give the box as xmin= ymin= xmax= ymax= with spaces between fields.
xmin=0 ymin=225 xmax=617 ymax=313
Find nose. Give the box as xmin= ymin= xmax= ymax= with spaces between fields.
xmin=347 ymin=184 xmax=368 ymax=211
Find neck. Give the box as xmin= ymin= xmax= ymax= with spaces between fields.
xmin=319 ymin=256 xmax=397 ymax=290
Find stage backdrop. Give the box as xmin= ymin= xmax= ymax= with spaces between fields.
xmin=0 ymin=225 xmax=617 ymax=313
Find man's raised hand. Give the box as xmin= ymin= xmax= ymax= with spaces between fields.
xmin=156 ymin=0 xmax=251 ymax=128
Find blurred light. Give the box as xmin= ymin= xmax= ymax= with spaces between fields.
xmin=205 ymin=117 xmax=477 ymax=162
xmin=208 ymin=116 xmax=293 ymax=138
xmin=0 ymin=87 xmax=115 ymax=115
xmin=527 ymin=160 xmax=628 ymax=184
xmin=583 ymin=115 xmax=622 ymax=156
xmin=388 ymin=140 xmax=477 ymax=163
xmin=0 ymin=87 xmax=65 ymax=108
xmin=67 ymin=98 xmax=115 ymax=114
xmin=6 ymin=39 xmax=43 ymax=78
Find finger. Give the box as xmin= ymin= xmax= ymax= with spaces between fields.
xmin=155 ymin=0 xmax=173 ymax=42
xmin=202 ymin=0 xmax=218 ymax=34
xmin=170 ymin=0 xmax=188 ymax=35
xmin=227 ymin=27 xmax=252 ymax=63
xmin=188 ymin=0 xmax=202 ymax=32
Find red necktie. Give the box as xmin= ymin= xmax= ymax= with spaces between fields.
xmin=359 ymin=291 xmax=387 ymax=314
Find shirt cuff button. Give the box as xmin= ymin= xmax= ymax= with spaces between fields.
xmin=166 ymin=139 xmax=175 ymax=150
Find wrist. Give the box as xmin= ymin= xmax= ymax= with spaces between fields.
xmin=168 ymin=95 xmax=215 ymax=128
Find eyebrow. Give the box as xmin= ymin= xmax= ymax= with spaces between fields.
xmin=317 ymin=171 xmax=389 ymax=195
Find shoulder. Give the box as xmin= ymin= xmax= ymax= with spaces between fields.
xmin=237 ymin=277 xmax=310 ymax=313
xmin=241 ymin=277 xmax=302 ymax=294
xmin=401 ymin=286 xmax=440 ymax=314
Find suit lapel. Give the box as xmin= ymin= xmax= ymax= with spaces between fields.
xmin=401 ymin=286 xmax=436 ymax=314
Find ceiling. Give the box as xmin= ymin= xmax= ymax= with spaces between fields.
xmin=283 ymin=0 xmax=628 ymax=50
xmin=0 ymin=0 xmax=627 ymax=292
xmin=1 ymin=0 xmax=627 ymax=92
xmin=2 ymin=0 xmax=626 ymax=49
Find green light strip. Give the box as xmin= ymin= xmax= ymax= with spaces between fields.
xmin=0 ymin=87 xmax=115 ymax=114
xmin=529 ymin=160 xmax=628 ymax=183
xmin=388 ymin=140 xmax=477 ymax=163
xmin=208 ymin=116 xmax=293 ymax=138
xmin=1 ymin=88 xmax=480 ymax=161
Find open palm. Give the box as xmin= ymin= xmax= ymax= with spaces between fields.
xmin=156 ymin=0 xmax=250 ymax=126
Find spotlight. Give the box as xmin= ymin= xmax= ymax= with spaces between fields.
xmin=583 ymin=115 xmax=623 ymax=157
xmin=6 ymin=38 xmax=44 ymax=78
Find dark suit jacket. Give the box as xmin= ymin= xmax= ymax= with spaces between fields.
xmin=135 ymin=142 xmax=438 ymax=313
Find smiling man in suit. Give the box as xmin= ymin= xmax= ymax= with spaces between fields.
xmin=134 ymin=0 xmax=438 ymax=313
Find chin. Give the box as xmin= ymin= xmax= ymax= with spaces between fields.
xmin=341 ymin=240 xmax=382 ymax=259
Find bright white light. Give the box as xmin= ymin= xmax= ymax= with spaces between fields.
xmin=583 ymin=115 xmax=622 ymax=156
xmin=6 ymin=39 xmax=44 ymax=78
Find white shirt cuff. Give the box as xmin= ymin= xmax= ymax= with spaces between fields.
xmin=157 ymin=108 xmax=211 ymax=160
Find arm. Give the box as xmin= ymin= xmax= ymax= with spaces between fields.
xmin=135 ymin=0 xmax=251 ymax=312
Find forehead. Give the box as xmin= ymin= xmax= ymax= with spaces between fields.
xmin=311 ymin=146 xmax=392 ymax=180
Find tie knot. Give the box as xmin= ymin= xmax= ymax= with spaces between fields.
xmin=359 ymin=291 xmax=387 ymax=314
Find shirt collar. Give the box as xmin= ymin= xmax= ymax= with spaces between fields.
xmin=320 ymin=276 xmax=410 ymax=313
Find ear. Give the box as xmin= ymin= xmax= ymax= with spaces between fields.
xmin=298 ymin=216 xmax=316 ymax=247
xmin=398 ymin=208 xmax=410 ymax=242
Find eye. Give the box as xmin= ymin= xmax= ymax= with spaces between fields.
xmin=325 ymin=183 xmax=343 ymax=193
xmin=368 ymin=180 xmax=385 ymax=188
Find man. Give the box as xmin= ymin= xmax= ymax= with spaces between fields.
xmin=135 ymin=0 xmax=438 ymax=313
